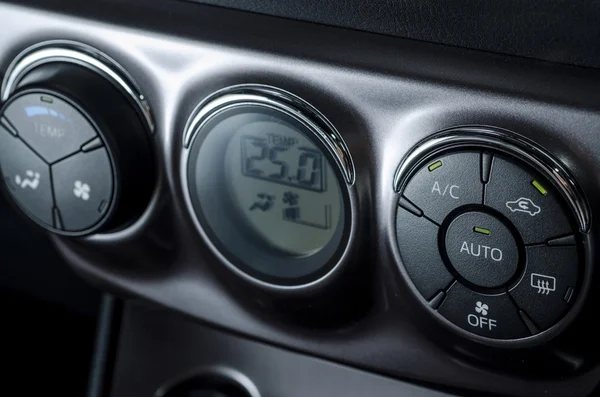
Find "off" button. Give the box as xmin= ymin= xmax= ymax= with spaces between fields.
xmin=438 ymin=282 xmax=530 ymax=339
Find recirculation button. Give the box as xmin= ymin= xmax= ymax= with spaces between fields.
xmin=484 ymin=155 xmax=573 ymax=244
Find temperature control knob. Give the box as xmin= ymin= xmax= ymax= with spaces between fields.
xmin=0 ymin=45 xmax=154 ymax=236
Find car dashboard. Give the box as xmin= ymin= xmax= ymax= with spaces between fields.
xmin=0 ymin=1 xmax=599 ymax=396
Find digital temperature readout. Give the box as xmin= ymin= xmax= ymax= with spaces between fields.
xmin=186 ymin=99 xmax=349 ymax=283
xmin=241 ymin=133 xmax=325 ymax=192
xmin=225 ymin=121 xmax=342 ymax=255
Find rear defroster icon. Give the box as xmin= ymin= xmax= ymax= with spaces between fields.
xmin=530 ymin=273 xmax=556 ymax=295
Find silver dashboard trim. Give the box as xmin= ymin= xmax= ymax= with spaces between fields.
xmin=0 ymin=40 xmax=155 ymax=133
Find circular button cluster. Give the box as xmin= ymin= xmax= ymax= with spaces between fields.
xmin=0 ymin=46 xmax=155 ymax=236
xmin=395 ymin=146 xmax=581 ymax=341
xmin=0 ymin=92 xmax=114 ymax=233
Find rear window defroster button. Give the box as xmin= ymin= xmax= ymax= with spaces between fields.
xmin=509 ymin=245 xmax=579 ymax=330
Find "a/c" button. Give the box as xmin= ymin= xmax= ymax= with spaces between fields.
xmin=403 ymin=151 xmax=484 ymax=224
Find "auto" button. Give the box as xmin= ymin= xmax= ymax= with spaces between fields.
xmin=484 ymin=155 xmax=573 ymax=244
xmin=444 ymin=211 xmax=519 ymax=289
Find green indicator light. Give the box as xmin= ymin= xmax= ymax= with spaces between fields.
xmin=474 ymin=227 xmax=491 ymax=235
xmin=40 ymin=96 xmax=54 ymax=104
xmin=428 ymin=160 xmax=443 ymax=172
xmin=532 ymin=180 xmax=548 ymax=195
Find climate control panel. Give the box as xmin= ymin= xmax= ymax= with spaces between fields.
xmin=0 ymin=44 xmax=155 ymax=236
xmin=0 ymin=28 xmax=597 ymax=396
xmin=394 ymin=131 xmax=587 ymax=343
xmin=0 ymin=92 xmax=115 ymax=233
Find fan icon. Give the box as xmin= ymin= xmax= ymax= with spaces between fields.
xmin=73 ymin=180 xmax=91 ymax=201
xmin=475 ymin=301 xmax=489 ymax=316
xmin=283 ymin=191 xmax=299 ymax=206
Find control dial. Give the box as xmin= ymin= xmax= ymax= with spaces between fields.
xmin=394 ymin=129 xmax=589 ymax=345
xmin=0 ymin=46 xmax=154 ymax=236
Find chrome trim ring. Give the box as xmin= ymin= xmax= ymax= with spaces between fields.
xmin=393 ymin=126 xmax=591 ymax=234
xmin=183 ymin=84 xmax=355 ymax=185
xmin=181 ymin=84 xmax=358 ymax=291
xmin=1 ymin=40 xmax=154 ymax=133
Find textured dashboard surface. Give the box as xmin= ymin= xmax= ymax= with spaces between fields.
xmin=112 ymin=301 xmax=458 ymax=397
xmin=186 ymin=0 xmax=600 ymax=69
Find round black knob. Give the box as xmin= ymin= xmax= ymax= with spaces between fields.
xmin=0 ymin=59 xmax=154 ymax=236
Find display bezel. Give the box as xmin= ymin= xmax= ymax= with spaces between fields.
xmin=182 ymin=86 xmax=355 ymax=288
